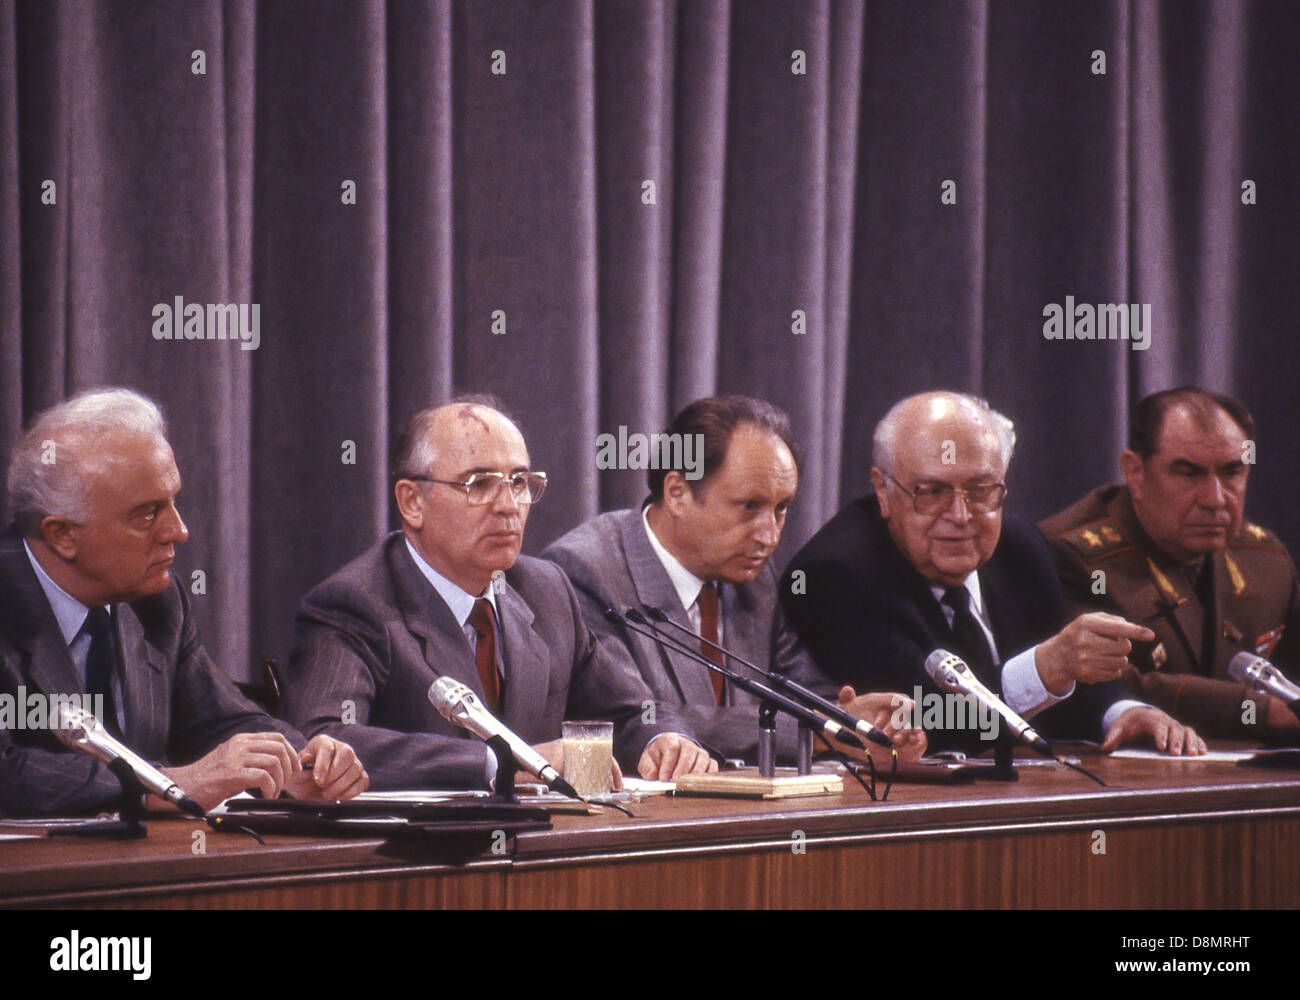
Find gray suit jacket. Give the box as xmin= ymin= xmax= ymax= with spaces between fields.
xmin=0 ymin=527 xmax=302 ymax=817
xmin=282 ymin=532 xmax=681 ymax=790
xmin=542 ymin=508 xmax=813 ymax=762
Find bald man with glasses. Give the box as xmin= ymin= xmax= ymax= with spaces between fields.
xmin=282 ymin=398 xmax=714 ymax=791
xmin=780 ymin=391 xmax=1203 ymax=757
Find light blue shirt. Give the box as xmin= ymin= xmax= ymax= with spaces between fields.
xmin=23 ymin=540 xmax=125 ymax=730
xmin=404 ymin=538 xmax=502 ymax=785
xmin=404 ymin=538 xmax=501 ymax=670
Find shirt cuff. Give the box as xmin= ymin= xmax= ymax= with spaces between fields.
xmin=1001 ymin=646 xmax=1074 ymax=719
xmin=1102 ymin=699 xmax=1148 ymax=732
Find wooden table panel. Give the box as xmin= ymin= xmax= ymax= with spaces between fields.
xmin=3 ymin=750 xmax=1298 ymax=909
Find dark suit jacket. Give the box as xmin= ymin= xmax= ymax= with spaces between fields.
xmin=1041 ymin=483 xmax=1300 ymax=738
xmin=282 ymin=533 xmax=682 ymax=790
xmin=0 ymin=527 xmax=301 ymax=817
xmin=778 ymin=496 xmax=1123 ymax=754
xmin=543 ymin=508 xmax=809 ymax=763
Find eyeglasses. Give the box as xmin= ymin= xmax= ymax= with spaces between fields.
xmin=407 ymin=471 xmax=548 ymax=506
xmin=883 ymin=471 xmax=1007 ymax=516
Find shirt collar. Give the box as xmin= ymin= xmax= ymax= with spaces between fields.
xmin=929 ymin=572 xmax=985 ymax=618
xmin=23 ymin=539 xmax=101 ymax=646
xmin=404 ymin=537 xmax=499 ymax=627
xmin=642 ymin=505 xmax=709 ymax=612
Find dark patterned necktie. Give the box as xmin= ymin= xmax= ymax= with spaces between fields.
xmin=941 ymin=586 xmax=997 ymax=685
xmin=468 ymin=598 xmax=502 ymax=713
xmin=697 ymin=582 xmax=726 ymax=705
xmin=83 ymin=606 xmax=121 ymax=738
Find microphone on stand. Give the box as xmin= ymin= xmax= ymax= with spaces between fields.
xmin=609 ymin=608 xmax=867 ymax=752
xmin=639 ymin=604 xmax=896 ymax=750
xmin=1229 ymin=651 xmax=1300 ymax=714
xmin=428 ymin=675 xmax=581 ymax=800
xmin=923 ymin=649 xmax=1104 ymax=787
xmin=53 ymin=704 xmax=206 ymax=818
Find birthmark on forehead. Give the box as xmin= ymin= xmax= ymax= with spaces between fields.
xmin=456 ymin=405 xmax=491 ymax=434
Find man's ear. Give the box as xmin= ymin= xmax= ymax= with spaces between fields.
xmin=1119 ymin=450 xmax=1144 ymax=500
xmin=40 ymin=516 xmax=79 ymax=560
xmin=394 ymin=480 xmax=424 ymax=529
xmin=661 ymin=471 xmax=693 ymax=515
xmin=870 ymin=467 xmax=891 ymax=518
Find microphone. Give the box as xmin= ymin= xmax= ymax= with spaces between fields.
xmin=923 ymin=649 xmax=1053 ymax=759
xmin=608 ymin=607 xmax=867 ymax=752
xmin=428 ymin=676 xmax=581 ymax=800
xmin=52 ymin=704 xmax=206 ymax=818
xmin=1229 ymin=651 xmax=1300 ymax=711
xmin=639 ymin=604 xmax=895 ymax=750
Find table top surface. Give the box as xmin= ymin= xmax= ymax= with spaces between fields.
xmin=3 ymin=746 xmax=1299 ymax=904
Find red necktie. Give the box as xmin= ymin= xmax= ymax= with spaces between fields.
xmin=697 ymin=582 xmax=725 ymax=705
xmin=468 ymin=598 xmax=502 ymax=713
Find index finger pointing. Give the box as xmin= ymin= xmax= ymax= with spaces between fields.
xmin=1085 ymin=614 xmax=1155 ymax=643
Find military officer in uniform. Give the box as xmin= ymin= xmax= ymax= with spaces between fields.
xmin=1040 ymin=387 xmax=1300 ymax=740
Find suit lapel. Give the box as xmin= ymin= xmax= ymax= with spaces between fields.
xmin=620 ymin=511 xmax=716 ymax=705
xmin=974 ymin=571 xmax=1012 ymax=666
xmin=887 ymin=540 xmax=952 ymax=649
xmin=387 ymin=536 xmax=487 ymax=706
xmin=1212 ymin=550 xmax=1251 ymax=678
xmin=494 ymin=580 xmax=552 ymax=733
xmin=725 ymin=574 xmax=768 ymax=672
xmin=115 ymin=604 xmax=168 ymax=751
xmin=387 ymin=535 xmax=555 ymax=730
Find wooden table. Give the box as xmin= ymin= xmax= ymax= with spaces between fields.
xmin=3 ymin=750 xmax=1299 ymax=908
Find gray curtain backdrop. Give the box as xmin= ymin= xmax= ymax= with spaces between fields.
xmin=2 ymin=0 xmax=1297 ymax=680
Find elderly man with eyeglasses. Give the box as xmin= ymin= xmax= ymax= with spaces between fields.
xmin=779 ymin=390 xmax=1203 ymax=757
xmin=282 ymin=397 xmax=715 ymax=791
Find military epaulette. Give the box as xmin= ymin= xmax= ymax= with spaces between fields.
xmin=1055 ymin=517 xmax=1132 ymax=562
xmin=1231 ymin=521 xmax=1284 ymax=551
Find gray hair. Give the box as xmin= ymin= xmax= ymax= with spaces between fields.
xmin=6 ymin=388 xmax=168 ymax=535
xmin=872 ymin=391 xmax=1016 ymax=473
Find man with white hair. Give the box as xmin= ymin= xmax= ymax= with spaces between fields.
xmin=0 ymin=387 xmax=369 ymax=816
xmin=780 ymin=390 xmax=1204 ymax=756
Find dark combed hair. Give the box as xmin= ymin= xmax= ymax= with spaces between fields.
xmin=646 ymin=395 xmax=801 ymax=502
xmin=391 ymin=392 xmax=518 ymax=481
xmin=1128 ymin=387 xmax=1255 ymax=459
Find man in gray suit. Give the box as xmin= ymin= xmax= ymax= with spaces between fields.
xmin=0 ymin=389 xmax=369 ymax=816
xmin=544 ymin=396 xmax=925 ymax=764
xmin=283 ymin=399 xmax=715 ymax=791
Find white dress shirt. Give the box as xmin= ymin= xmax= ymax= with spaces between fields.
xmin=933 ymin=572 xmax=1141 ymax=730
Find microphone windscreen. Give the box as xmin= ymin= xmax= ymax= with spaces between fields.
xmin=428 ymin=675 xmax=468 ymax=716
xmin=50 ymin=704 xmax=93 ymax=748
xmin=1227 ymin=651 xmax=1262 ymax=684
xmin=924 ymin=649 xmax=963 ymax=689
